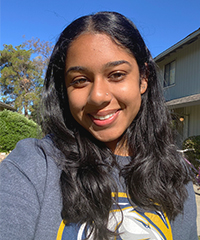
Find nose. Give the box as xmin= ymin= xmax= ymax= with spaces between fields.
xmin=87 ymin=78 xmax=111 ymax=107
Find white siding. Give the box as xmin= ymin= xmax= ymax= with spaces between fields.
xmin=156 ymin=32 xmax=200 ymax=143
xmin=186 ymin=105 xmax=200 ymax=137
xmin=157 ymin=36 xmax=200 ymax=101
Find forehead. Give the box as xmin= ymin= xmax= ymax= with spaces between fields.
xmin=65 ymin=33 xmax=135 ymax=67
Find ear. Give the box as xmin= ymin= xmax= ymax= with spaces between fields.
xmin=140 ymin=78 xmax=148 ymax=94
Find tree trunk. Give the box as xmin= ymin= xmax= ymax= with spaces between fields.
xmin=24 ymin=104 xmax=29 ymax=118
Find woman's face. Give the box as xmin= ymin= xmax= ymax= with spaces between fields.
xmin=65 ymin=33 xmax=147 ymax=152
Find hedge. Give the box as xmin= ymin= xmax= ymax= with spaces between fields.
xmin=0 ymin=109 xmax=42 ymax=152
xmin=182 ymin=135 xmax=200 ymax=170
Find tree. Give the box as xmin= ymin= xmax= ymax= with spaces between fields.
xmin=24 ymin=38 xmax=54 ymax=120
xmin=0 ymin=44 xmax=42 ymax=116
xmin=23 ymin=37 xmax=53 ymax=76
xmin=0 ymin=39 xmax=54 ymax=117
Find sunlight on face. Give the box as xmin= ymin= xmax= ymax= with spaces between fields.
xmin=65 ymin=33 xmax=147 ymax=153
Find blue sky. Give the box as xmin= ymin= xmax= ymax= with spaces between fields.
xmin=1 ymin=0 xmax=200 ymax=57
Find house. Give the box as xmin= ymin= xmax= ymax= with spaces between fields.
xmin=155 ymin=28 xmax=200 ymax=146
xmin=0 ymin=101 xmax=16 ymax=112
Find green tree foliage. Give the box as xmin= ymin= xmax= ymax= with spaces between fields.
xmin=0 ymin=44 xmax=42 ymax=116
xmin=0 ymin=39 xmax=54 ymax=117
xmin=23 ymin=38 xmax=54 ymax=121
xmin=23 ymin=37 xmax=53 ymax=74
xmin=0 ymin=109 xmax=42 ymax=152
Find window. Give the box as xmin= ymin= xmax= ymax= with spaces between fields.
xmin=164 ymin=61 xmax=175 ymax=87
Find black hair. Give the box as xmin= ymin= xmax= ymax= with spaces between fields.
xmin=41 ymin=11 xmax=190 ymax=239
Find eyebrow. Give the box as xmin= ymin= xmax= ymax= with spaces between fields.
xmin=104 ymin=60 xmax=131 ymax=68
xmin=65 ymin=60 xmax=131 ymax=75
xmin=65 ymin=66 xmax=87 ymax=75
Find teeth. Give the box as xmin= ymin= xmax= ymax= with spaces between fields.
xmin=93 ymin=113 xmax=115 ymax=120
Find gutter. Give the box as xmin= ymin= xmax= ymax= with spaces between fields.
xmin=155 ymin=28 xmax=200 ymax=62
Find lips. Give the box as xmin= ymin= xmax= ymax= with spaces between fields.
xmin=90 ymin=110 xmax=120 ymax=127
xmin=92 ymin=112 xmax=116 ymax=120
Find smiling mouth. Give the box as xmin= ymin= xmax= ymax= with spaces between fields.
xmin=92 ymin=112 xmax=116 ymax=120
xmin=89 ymin=110 xmax=120 ymax=127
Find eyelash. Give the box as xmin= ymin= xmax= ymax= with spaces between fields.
xmin=109 ymin=71 xmax=126 ymax=81
xmin=70 ymin=77 xmax=89 ymax=87
xmin=69 ymin=71 xmax=126 ymax=87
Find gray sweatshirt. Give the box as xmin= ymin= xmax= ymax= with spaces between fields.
xmin=0 ymin=137 xmax=198 ymax=239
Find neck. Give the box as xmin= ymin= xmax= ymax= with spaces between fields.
xmin=106 ymin=139 xmax=130 ymax=156
xmin=114 ymin=145 xmax=130 ymax=156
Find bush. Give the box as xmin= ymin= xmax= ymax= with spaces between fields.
xmin=182 ymin=135 xmax=200 ymax=170
xmin=0 ymin=109 xmax=42 ymax=152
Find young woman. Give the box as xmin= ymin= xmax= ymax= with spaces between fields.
xmin=0 ymin=12 xmax=198 ymax=240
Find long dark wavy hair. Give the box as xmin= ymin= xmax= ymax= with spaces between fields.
xmin=41 ymin=11 xmax=190 ymax=239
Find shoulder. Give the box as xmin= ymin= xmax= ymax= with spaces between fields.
xmin=0 ymin=136 xmax=63 ymax=239
xmin=2 ymin=135 xmax=59 ymax=167
xmin=0 ymin=136 xmax=62 ymax=202
xmin=2 ymin=136 xmax=57 ymax=171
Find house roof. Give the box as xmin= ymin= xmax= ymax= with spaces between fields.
xmin=166 ymin=93 xmax=200 ymax=109
xmin=155 ymin=28 xmax=200 ymax=63
xmin=0 ymin=101 xmax=16 ymax=111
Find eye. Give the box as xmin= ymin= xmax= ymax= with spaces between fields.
xmin=70 ymin=77 xmax=89 ymax=87
xmin=109 ymin=71 xmax=126 ymax=81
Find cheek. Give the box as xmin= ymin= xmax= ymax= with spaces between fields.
xmin=67 ymin=91 xmax=86 ymax=120
xmin=117 ymin=84 xmax=141 ymax=106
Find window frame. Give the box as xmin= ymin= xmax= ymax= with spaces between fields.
xmin=164 ymin=60 xmax=176 ymax=87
